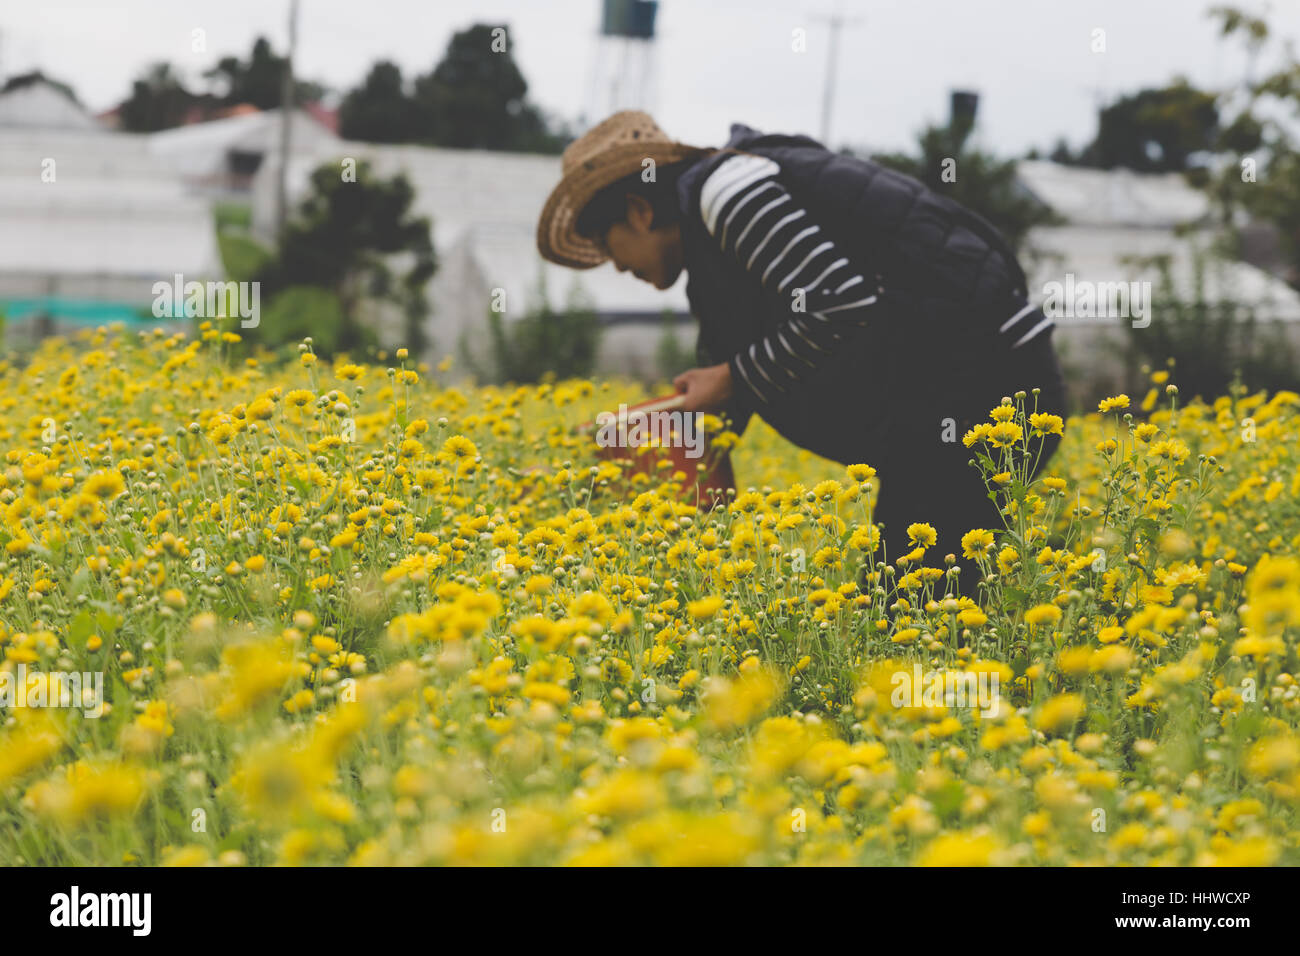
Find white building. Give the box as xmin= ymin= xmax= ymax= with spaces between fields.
xmin=147 ymin=108 xmax=343 ymax=197
xmin=1016 ymin=159 xmax=1300 ymax=397
xmin=0 ymin=80 xmax=221 ymax=344
xmin=0 ymin=76 xmax=100 ymax=131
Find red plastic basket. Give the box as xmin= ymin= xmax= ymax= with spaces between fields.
xmin=575 ymin=394 xmax=735 ymax=506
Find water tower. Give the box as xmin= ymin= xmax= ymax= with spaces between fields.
xmin=584 ymin=0 xmax=658 ymax=128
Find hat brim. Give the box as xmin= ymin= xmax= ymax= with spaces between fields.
xmin=536 ymin=142 xmax=712 ymax=269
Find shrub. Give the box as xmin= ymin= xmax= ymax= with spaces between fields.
xmin=1119 ymin=249 xmax=1298 ymax=403
xmin=466 ymin=273 xmax=601 ymax=384
xmin=255 ymin=286 xmax=354 ymax=358
xmin=655 ymin=309 xmax=695 ymax=382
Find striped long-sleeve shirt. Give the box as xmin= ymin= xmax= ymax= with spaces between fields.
xmin=697 ymin=153 xmax=1053 ymax=409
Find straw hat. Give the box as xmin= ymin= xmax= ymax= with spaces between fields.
xmin=536 ymin=110 xmax=712 ymax=269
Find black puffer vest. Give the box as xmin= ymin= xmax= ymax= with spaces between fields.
xmin=675 ymin=123 xmax=1038 ymax=465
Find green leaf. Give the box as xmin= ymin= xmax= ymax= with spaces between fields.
xmin=68 ymin=566 xmax=92 ymax=598
xmin=930 ymin=780 xmax=965 ymax=820
xmin=1002 ymin=586 xmax=1029 ymax=605
xmin=218 ymin=822 xmax=254 ymax=854
xmin=68 ymin=609 xmax=95 ymax=649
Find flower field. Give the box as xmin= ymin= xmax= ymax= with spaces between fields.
xmin=1 ymin=326 xmax=1299 ymax=866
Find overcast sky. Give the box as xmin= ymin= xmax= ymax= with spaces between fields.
xmin=3 ymin=0 xmax=1294 ymax=156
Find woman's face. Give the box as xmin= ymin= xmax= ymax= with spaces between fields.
xmin=600 ymin=195 xmax=683 ymax=290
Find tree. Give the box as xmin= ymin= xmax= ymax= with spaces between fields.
xmin=1047 ymin=138 xmax=1078 ymax=165
xmin=1202 ymin=6 xmax=1300 ymax=287
xmin=203 ymin=56 xmax=244 ymax=103
xmin=866 ymin=104 xmax=1058 ymax=256
xmin=203 ymin=36 xmax=325 ymax=108
xmin=339 ymin=62 xmax=415 ymax=143
xmin=412 ymin=24 xmax=566 ymax=153
xmin=117 ymin=37 xmax=326 ymax=132
xmin=1077 ymin=81 xmax=1220 ymax=172
xmin=119 ymin=63 xmax=195 ymax=132
xmin=257 ymin=160 xmax=437 ymax=355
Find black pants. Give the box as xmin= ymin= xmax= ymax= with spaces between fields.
xmin=868 ymin=324 xmax=1067 ymax=599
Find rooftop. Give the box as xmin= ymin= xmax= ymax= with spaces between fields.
xmin=1016 ymin=159 xmax=1211 ymax=229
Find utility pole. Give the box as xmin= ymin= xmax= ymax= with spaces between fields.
xmin=276 ymin=0 xmax=299 ymax=233
xmin=1082 ymin=82 xmax=1108 ymax=146
xmin=812 ymin=6 xmax=862 ymax=147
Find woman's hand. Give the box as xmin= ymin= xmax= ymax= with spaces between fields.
xmin=673 ymin=362 xmax=733 ymax=413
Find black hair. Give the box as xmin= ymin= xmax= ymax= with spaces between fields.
xmin=574 ymin=158 xmax=696 ymax=240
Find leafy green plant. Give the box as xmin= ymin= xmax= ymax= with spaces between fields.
xmin=214 ymin=202 xmax=253 ymax=235
xmin=257 ymin=286 xmax=353 ymax=358
xmin=655 ymin=309 xmax=694 ymax=382
xmin=217 ymin=233 xmax=273 ymax=284
xmin=255 ymin=159 xmax=436 ymax=357
xmin=1119 ymin=249 xmax=1297 ymax=402
xmin=465 ymin=273 xmax=601 ymax=384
